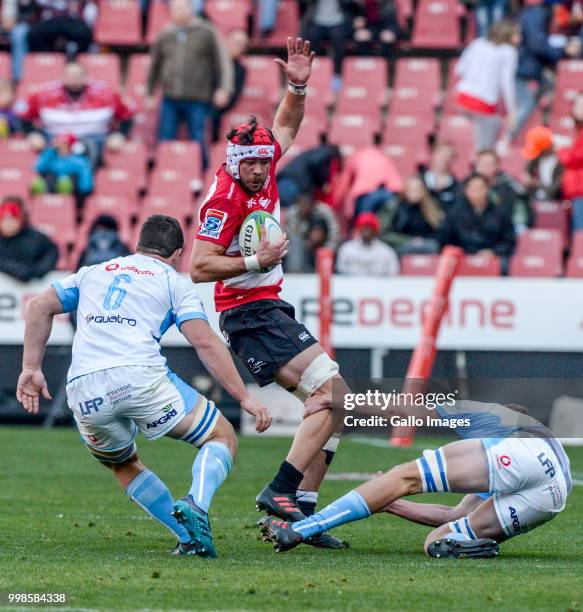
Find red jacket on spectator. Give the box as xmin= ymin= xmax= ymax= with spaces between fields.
xmin=558 ymin=128 xmax=583 ymax=199
xmin=16 ymin=79 xmax=135 ymax=139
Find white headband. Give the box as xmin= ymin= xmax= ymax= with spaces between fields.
xmin=226 ymin=142 xmax=275 ymax=180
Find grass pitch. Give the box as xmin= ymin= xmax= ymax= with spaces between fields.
xmin=1 ymin=428 xmax=582 ymax=611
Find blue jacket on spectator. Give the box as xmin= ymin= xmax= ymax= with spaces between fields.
xmin=35 ymin=147 xmax=94 ymax=195
xmin=518 ymin=4 xmax=565 ymax=81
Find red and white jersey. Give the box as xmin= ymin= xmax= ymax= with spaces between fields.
xmin=16 ymin=79 xmax=135 ymax=138
xmin=196 ymin=140 xmax=283 ymax=312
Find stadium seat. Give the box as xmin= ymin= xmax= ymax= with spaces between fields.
xmin=340 ymin=57 xmax=388 ymax=111
xmin=381 ymin=115 xmax=432 ymax=177
xmin=30 ymin=194 xmax=76 ymax=243
xmin=148 ymin=168 xmax=194 ymax=216
xmin=532 ymin=200 xmax=570 ymax=249
xmin=307 ymin=57 xmax=334 ymax=121
xmin=412 ymin=0 xmax=461 ymax=48
xmin=394 ymin=0 xmax=414 ymax=29
xmin=19 ymin=53 xmax=66 ymax=96
xmin=394 ymin=58 xmax=440 ymax=91
xmin=509 ymin=253 xmax=563 ymax=277
xmin=147 ymin=0 xmax=170 ymax=44
xmin=79 ymin=54 xmax=121 ymax=89
xmin=328 ymin=114 xmax=376 ymax=157
xmin=570 ymin=230 xmax=583 ymax=256
xmin=125 ymin=54 xmax=151 ymax=110
xmin=381 ymin=140 xmax=430 ymax=178
xmin=103 ymin=141 xmax=149 ymax=189
xmin=457 ymin=254 xmax=501 ymax=276
xmin=234 ymin=56 xmax=281 ymax=116
xmin=95 ymin=0 xmax=141 ymax=46
xmin=140 ymin=194 xmax=192 ymax=226
xmin=553 ymin=60 xmax=583 ymax=116
xmin=251 ymin=0 xmax=300 ymax=48
xmin=566 ymin=253 xmax=583 ymax=277
xmin=548 ymin=111 xmax=575 ymax=137
xmin=206 ymin=0 xmax=251 ymax=36
xmin=438 ymin=114 xmax=474 ymax=177
xmin=156 ymin=141 xmax=202 ymax=177
xmin=0 ymin=52 xmax=10 ymax=80
xmin=83 ymin=194 xmax=135 ymax=242
xmin=400 ymin=254 xmax=439 ymax=275
xmin=0 ymin=167 xmax=33 ymax=198
xmin=94 ymin=168 xmax=141 ymax=211
xmin=0 ymin=139 xmax=36 ymax=170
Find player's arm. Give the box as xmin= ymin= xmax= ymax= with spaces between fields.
xmin=16 ymin=288 xmax=63 ymax=413
xmin=384 ymin=495 xmax=485 ymax=527
xmin=180 ymin=319 xmax=272 ymax=433
xmin=190 ymin=231 xmax=287 ymax=283
xmin=271 ymin=37 xmax=315 ymax=155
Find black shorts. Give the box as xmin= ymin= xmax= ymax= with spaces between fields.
xmin=219 ymin=299 xmax=319 ymax=387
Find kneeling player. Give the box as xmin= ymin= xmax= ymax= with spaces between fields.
xmin=259 ymin=401 xmax=572 ymax=558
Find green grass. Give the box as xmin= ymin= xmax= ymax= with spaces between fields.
xmin=1 ymin=428 xmax=582 ymax=611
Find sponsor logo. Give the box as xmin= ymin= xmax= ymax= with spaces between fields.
xmin=246 ymin=196 xmax=269 ymax=209
xmin=247 ymin=357 xmax=266 ymax=374
xmin=256 ymin=146 xmax=272 ymax=156
xmin=86 ymin=314 xmax=137 ymax=327
xmin=497 ymin=454 xmax=512 ymax=468
xmin=106 ymin=384 xmax=133 ymax=406
xmin=87 ymin=434 xmax=100 ymax=445
xmin=227 ymin=183 xmax=235 ymax=200
xmin=299 ymin=331 xmax=311 ymax=342
xmin=246 ymin=197 xmax=257 ymax=208
xmin=509 ymin=506 xmax=521 ymax=532
xmin=146 ymin=404 xmax=177 ymax=429
xmin=537 ymin=452 xmax=556 ymax=478
xmin=79 ymin=397 xmax=104 ymax=416
xmin=105 ymin=263 xmax=120 ymax=271
xmin=242 ymin=223 xmax=255 ymax=255
xmin=198 ymin=208 xmax=228 ymax=239
xmin=258 ymin=197 xmax=270 ymax=208
xmin=105 ymin=263 xmax=154 ymax=276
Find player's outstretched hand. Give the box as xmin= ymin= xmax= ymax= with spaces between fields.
xmin=241 ymin=394 xmax=273 ymax=433
xmin=16 ymin=368 xmax=52 ymax=414
xmin=256 ymin=225 xmax=289 ymax=270
xmin=274 ymin=37 xmax=315 ymax=85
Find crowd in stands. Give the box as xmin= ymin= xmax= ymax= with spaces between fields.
xmin=1 ymin=0 xmax=583 ymax=282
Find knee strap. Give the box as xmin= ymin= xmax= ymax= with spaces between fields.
xmin=293 ymin=353 xmax=339 ymax=401
xmin=416 ymin=447 xmax=449 ymax=493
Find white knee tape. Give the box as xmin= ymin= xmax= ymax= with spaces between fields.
xmin=448 ymin=516 xmax=477 ymax=540
xmin=416 ymin=447 xmax=449 ymax=493
xmin=323 ymin=432 xmax=341 ymax=453
xmin=295 ymin=353 xmax=339 ymax=401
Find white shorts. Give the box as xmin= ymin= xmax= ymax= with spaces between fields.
xmin=482 ymin=437 xmax=571 ymax=537
xmin=67 ymin=365 xmax=219 ymax=460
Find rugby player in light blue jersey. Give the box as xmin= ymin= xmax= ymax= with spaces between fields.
xmin=16 ymin=214 xmax=272 ymax=558
xmin=259 ymin=400 xmax=572 ymax=558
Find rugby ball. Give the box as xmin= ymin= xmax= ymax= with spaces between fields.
xmin=239 ymin=211 xmax=283 ymax=258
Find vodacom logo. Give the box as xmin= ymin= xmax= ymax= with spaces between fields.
xmin=105 ymin=263 xmax=120 ymax=271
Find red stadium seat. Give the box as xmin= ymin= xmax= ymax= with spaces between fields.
xmin=95 ymin=0 xmax=141 ymax=46
xmin=148 ymin=168 xmax=194 ymax=215
xmin=141 ymin=194 xmax=192 ymax=225
xmin=412 ymin=0 xmax=461 ymax=48
xmin=156 ymin=141 xmax=202 ymax=176
xmin=566 ymin=253 xmax=583 ymax=277
xmin=79 ymin=54 xmax=121 ymax=89
xmin=19 ymin=53 xmax=66 ymax=96
xmin=341 ymin=57 xmax=388 ymax=109
xmin=94 ymin=168 xmax=141 ymax=212
xmin=548 ymin=112 xmax=575 ymax=137
xmin=103 ymin=140 xmax=148 ymax=189
xmin=509 ymin=253 xmax=563 ymax=277
xmin=394 ymin=0 xmax=414 ymax=29
xmin=381 ymin=115 xmax=432 ymax=177
xmin=571 ymin=230 xmax=583 ymax=256
xmin=532 ymin=200 xmax=570 ymax=249
xmin=147 ymin=0 xmax=170 ymax=44
xmin=251 ymin=0 xmax=300 ymax=48
xmin=83 ymin=194 xmax=135 ymax=241
xmin=0 ymin=139 xmax=36 ymax=170
xmin=234 ymin=55 xmax=281 ymax=115
xmin=553 ymin=60 xmax=583 ymax=116
xmin=328 ymin=114 xmax=376 ymax=157
xmin=438 ymin=114 xmax=474 ymax=177
xmin=0 ymin=167 xmax=32 ymax=198
xmin=30 ymin=194 xmax=76 ymax=244
xmin=125 ymin=54 xmax=151 ymax=109
xmin=400 ymin=254 xmax=439 ymax=275
xmin=0 ymin=52 xmax=10 ymax=80
xmin=394 ymin=58 xmax=440 ymax=90
xmin=206 ymin=0 xmax=251 ymax=36
xmin=307 ymin=57 xmax=334 ymax=120
xmin=381 ymin=140 xmax=430 ymax=177
xmin=457 ymin=254 xmax=501 ymax=276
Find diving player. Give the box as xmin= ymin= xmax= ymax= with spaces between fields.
xmin=190 ymin=37 xmax=348 ymax=548
xmin=16 ymin=214 xmax=271 ymax=558
xmin=259 ymin=400 xmax=572 ymax=558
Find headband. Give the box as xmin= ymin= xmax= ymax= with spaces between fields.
xmin=226 ymin=142 xmax=275 ymax=180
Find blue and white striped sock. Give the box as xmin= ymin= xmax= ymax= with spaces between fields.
xmin=188 ymin=442 xmax=233 ymax=513
xmin=291 ymin=490 xmax=371 ymax=538
xmin=126 ymin=470 xmax=190 ymax=544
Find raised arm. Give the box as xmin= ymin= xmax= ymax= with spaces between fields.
xmin=272 ymin=37 xmax=315 ymax=154
xmin=16 ymin=287 xmax=63 ymax=413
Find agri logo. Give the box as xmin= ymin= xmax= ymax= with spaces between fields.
xmin=146 ymin=404 xmax=177 ymax=429
xmin=509 ymin=506 xmax=521 ymax=533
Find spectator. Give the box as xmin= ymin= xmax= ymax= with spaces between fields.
xmin=334 ymin=146 xmax=404 ymax=220
xmin=351 ymin=0 xmax=405 ymax=56
xmin=558 ymin=92 xmax=583 ymax=230
xmin=257 ymin=0 xmax=280 ymax=37
xmin=438 ymin=174 xmax=515 ymax=269
xmin=515 ymin=0 xmax=581 ymax=138
xmin=379 ymin=176 xmax=443 ymax=255
xmin=0 ymin=80 xmax=19 ymax=138
xmin=76 ymin=215 xmax=131 ymax=269
xmin=421 ymin=142 xmax=460 ymax=211
xmin=146 ymin=0 xmax=234 ymax=168
xmin=475 ymin=0 xmax=508 ymax=38
xmin=522 ymin=126 xmax=563 ymax=201
xmin=32 ymin=133 xmax=93 ymax=199
xmin=0 ymin=196 xmax=59 ymax=282
xmin=284 ymin=192 xmax=340 ymax=272
xmin=475 ymin=148 xmax=531 ymax=232
xmin=300 ymin=0 xmax=353 ymax=85
xmin=1 ymin=0 xmax=38 ymax=82
xmin=336 ymin=212 xmax=400 ymax=276
xmin=17 ymin=61 xmax=135 ymax=167
xmin=27 ymin=0 xmax=98 ymax=55
xmin=276 ymin=145 xmax=342 ymax=208
xmin=455 ymin=19 xmax=521 ymax=151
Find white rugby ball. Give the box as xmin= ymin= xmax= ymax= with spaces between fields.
xmin=239 ymin=211 xmax=283 ymax=257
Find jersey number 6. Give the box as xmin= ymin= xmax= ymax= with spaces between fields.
xmin=103 ymin=274 xmax=132 ymax=310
